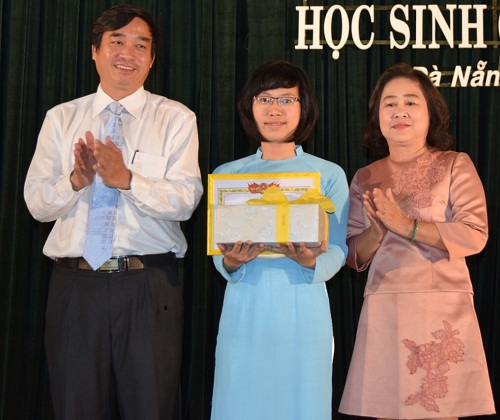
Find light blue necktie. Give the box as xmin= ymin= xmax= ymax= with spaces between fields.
xmin=83 ymin=102 xmax=125 ymax=270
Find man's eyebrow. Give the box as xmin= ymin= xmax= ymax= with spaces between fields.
xmin=108 ymin=32 xmax=152 ymax=43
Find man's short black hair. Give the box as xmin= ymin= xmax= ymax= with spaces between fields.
xmin=91 ymin=4 xmax=159 ymax=58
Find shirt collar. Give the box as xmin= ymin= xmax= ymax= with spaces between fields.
xmin=93 ymin=85 xmax=147 ymax=119
xmin=256 ymin=144 xmax=303 ymax=158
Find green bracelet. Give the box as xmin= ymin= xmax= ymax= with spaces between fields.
xmin=409 ymin=219 xmax=419 ymax=241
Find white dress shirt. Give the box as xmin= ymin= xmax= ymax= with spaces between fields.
xmin=24 ymin=85 xmax=203 ymax=258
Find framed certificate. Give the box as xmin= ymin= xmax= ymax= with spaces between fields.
xmin=207 ymin=172 xmax=321 ymax=255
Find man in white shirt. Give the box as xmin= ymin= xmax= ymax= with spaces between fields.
xmin=24 ymin=5 xmax=203 ymax=419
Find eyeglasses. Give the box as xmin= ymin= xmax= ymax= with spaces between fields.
xmin=253 ymin=96 xmax=300 ymax=107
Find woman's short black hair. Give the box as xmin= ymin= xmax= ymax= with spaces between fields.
xmin=364 ymin=63 xmax=453 ymax=157
xmin=91 ymin=4 xmax=159 ymax=58
xmin=237 ymin=60 xmax=319 ymax=144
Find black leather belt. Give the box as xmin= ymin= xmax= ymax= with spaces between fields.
xmin=55 ymin=253 xmax=177 ymax=273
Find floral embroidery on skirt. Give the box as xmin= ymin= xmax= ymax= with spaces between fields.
xmin=402 ymin=320 xmax=465 ymax=412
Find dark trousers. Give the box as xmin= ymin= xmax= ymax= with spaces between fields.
xmin=45 ymin=262 xmax=182 ymax=420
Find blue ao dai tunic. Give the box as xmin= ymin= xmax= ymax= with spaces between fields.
xmin=211 ymin=146 xmax=349 ymax=420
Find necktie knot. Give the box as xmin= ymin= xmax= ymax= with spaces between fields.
xmin=105 ymin=102 xmax=124 ymax=146
xmin=108 ymin=101 xmax=124 ymax=116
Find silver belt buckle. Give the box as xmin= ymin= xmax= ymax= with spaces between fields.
xmin=98 ymin=257 xmax=128 ymax=272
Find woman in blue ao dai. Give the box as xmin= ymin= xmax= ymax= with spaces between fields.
xmin=210 ymin=60 xmax=349 ymax=420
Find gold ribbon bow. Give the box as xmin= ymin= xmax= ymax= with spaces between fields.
xmin=246 ymin=186 xmax=335 ymax=243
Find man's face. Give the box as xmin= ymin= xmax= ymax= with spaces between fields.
xmin=92 ymin=17 xmax=155 ymax=99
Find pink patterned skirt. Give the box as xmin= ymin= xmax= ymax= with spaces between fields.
xmin=339 ymin=292 xmax=496 ymax=419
